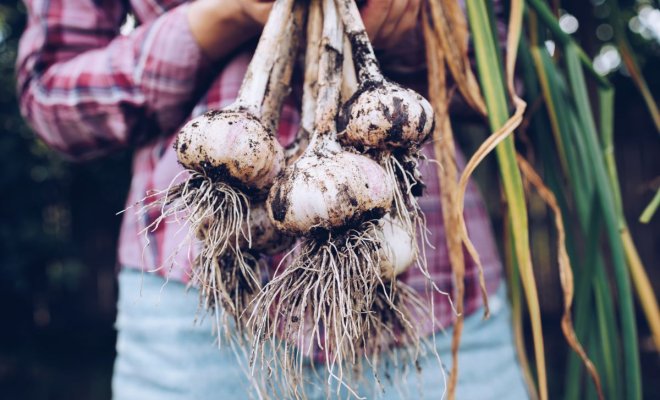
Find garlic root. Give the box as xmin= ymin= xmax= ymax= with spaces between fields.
xmin=139 ymin=0 xmax=299 ymax=343
xmin=248 ymin=0 xmax=401 ymax=395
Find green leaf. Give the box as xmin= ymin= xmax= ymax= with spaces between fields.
xmin=564 ymin=43 xmax=642 ymax=400
xmin=466 ymin=2 xmax=547 ymax=399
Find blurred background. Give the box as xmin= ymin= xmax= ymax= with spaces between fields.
xmin=0 ymin=0 xmax=658 ymax=399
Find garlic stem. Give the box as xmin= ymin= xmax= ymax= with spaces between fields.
xmin=336 ymin=0 xmax=434 ymax=151
xmin=301 ymin=0 xmax=323 ymax=136
xmin=284 ymin=0 xmax=323 ymax=162
xmin=260 ymin=2 xmax=304 ymax=134
xmin=266 ymin=0 xmax=393 ymax=234
xmin=341 ymin=34 xmax=359 ymax=102
xmin=335 ymin=0 xmax=384 ymax=84
xmin=234 ymin=0 xmax=296 ymax=114
xmin=312 ymin=0 xmax=344 ymax=139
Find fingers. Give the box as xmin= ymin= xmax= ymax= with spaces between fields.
xmin=248 ymin=0 xmax=420 ymax=52
xmin=359 ymin=0 xmax=421 ymax=50
xmin=383 ymin=0 xmax=420 ymax=49
xmin=250 ymin=2 xmax=275 ymax=26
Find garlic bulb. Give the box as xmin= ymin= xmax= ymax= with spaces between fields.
xmin=137 ymin=0 xmax=302 ymax=346
xmin=378 ymin=215 xmax=416 ymax=280
xmin=336 ymin=0 xmax=434 ymax=150
xmin=267 ymin=0 xmax=393 ymax=234
xmin=239 ymin=202 xmax=293 ymax=254
xmin=176 ymin=112 xmax=284 ymax=192
xmin=339 ymin=82 xmax=434 ymax=150
xmin=269 ymin=139 xmax=393 ymax=234
xmin=249 ymin=1 xmax=397 ymax=396
xmin=174 ymin=0 xmax=298 ymax=193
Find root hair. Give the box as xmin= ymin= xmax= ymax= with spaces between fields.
xmin=247 ymin=221 xmax=387 ymax=398
xmin=359 ymin=280 xmax=441 ymax=397
xmin=385 ymin=153 xmax=456 ymax=313
xmin=132 ymin=170 xmax=260 ymax=341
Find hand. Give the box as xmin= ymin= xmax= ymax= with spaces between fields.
xmin=359 ymin=0 xmax=422 ymax=51
xmin=229 ymin=0 xmax=276 ymax=27
xmin=188 ymin=0 xmax=274 ymax=60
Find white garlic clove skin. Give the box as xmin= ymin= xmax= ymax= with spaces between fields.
xmin=240 ymin=203 xmax=294 ymax=255
xmin=175 ymin=110 xmax=285 ymax=192
xmin=338 ymin=81 xmax=434 ymax=150
xmin=378 ymin=215 xmax=416 ymax=280
xmin=267 ymin=149 xmax=394 ymax=235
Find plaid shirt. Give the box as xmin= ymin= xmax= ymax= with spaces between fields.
xmin=17 ymin=0 xmax=501 ymax=339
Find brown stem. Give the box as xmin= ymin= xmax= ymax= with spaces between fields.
xmin=234 ymin=0 xmax=296 ymax=113
xmin=423 ymin=5 xmax=465 ymax=399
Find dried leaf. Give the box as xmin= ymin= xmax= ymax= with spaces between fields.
xmin=427 ymin=0 xmax=487 ymax=115
xmin=422 ymin=7 xmax=466 ymax=399
xmin=516 ymin=154 xmax=604 ymax=400
xmin=458 ymin=0 xmax=550 ymax=398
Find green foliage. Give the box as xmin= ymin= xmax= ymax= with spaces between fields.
xmin=465 ymin=0 xmax=659 ymax=398
xmin=519 ymin=0 xmax=659 ymax=398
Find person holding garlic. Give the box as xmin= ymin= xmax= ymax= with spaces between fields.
xmin=17 ymin=0 xmax=527 ymax=398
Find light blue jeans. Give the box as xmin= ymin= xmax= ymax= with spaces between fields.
xmin=112 ymin=269 xmax=528 ymax=399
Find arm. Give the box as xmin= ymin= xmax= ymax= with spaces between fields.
xmin=16 ymin=0 xmax=266 ymax=161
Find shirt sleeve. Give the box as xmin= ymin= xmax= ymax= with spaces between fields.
xmin=16 ymin=0 xmax=214 ymax=161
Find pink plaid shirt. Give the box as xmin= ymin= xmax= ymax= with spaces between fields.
xmin=17 ymin=0 xmax=501 ymax=337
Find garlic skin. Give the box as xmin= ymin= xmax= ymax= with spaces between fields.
xmin=338 ymin=81 xmax=434 ymax=150
xmin=265 ymin=0 xmax=394 ymax=235
xmin=378 ymin=215 xmax=416 ymax=280
xmin=268 ymin=144 xmax=394 ymax=235
xmin=335 ymin=0 xmax=434 ymax=151
xmin=175 ymin=110 xmax=285 ymax=192
xmin=240 ymin=203 xmax=293 ymax=254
